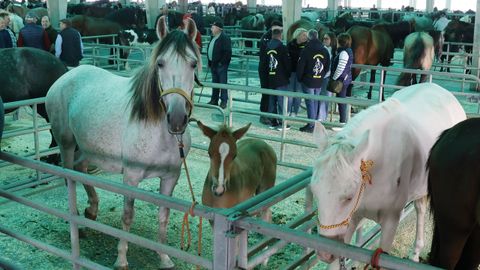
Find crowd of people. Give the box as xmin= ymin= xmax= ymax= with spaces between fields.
xmin=204 ymin=18 xmax=353 ymax=132
xmin=0 ymin=11 xmax=83 ymax=68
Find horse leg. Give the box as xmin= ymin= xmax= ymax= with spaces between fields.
xmin=409 ymin=196 xmax=427 ymax=262
xmin=114 ymin=175 xmax=140 ymax=270
xmin=157 ymin=172 xmax=181 ymax=269
xmin=454 ymin=224 xmax=480 ymax=270
xmin=367 ymin=69 xmax=376 ymax=99
xmin=429 ymin=220 xmax=470 ymax=269
xmin=378 ymin=212 xmax=402 ymax=253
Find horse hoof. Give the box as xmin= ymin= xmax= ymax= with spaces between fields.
xmin=159 ymin=254 xmax=175 ymax=269
xmin=79 ymin=228 xmax=88 ymax=239
xmin=113 ymin=266 xmax=128 ymax=270
xmin=84 ymin=209 xmax=97 ymax=221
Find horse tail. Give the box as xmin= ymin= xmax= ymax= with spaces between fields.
xmin=397 ymin=33 xmax=426 ymax=86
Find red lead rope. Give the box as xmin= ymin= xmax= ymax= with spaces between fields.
xmin=363 ymin=248 xmax=385 ymax=270
xmin=178 ymin=141 xmax=203 ymax=270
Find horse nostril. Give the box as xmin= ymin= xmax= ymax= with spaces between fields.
xmin=183 ymin=115 xmax=187 ymax=126
xmin=167 ymin=113 xmax=170 ymax=123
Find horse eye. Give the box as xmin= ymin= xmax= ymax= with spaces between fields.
xmin=191 ymin=62 xmax=197 ymax=69
xmin=157 ymin=60 xmax=165 ymax=68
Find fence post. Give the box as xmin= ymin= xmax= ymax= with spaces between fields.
xmin=213 ymin=213 xmax=237 ymax=270
xmin=67 ymin=179 xmax=81 ymax=270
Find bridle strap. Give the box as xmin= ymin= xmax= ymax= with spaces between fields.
xmin=159 ymin=87 xmax=194 ymax=117
xmin=318 ymin=160 xmax=374 ymax=230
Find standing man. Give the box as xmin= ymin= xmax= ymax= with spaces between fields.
xmin=259 ymin=28 xmax=291 ymax=129
xmin=297 ymin=29 xmax=330 ymax=133
xmin=41 ymin=16 xmax=57 ymax=54
xmin=258 ymin=20 xmax=282 ymax=125
xmin=206 ymin=20 xmax=232 ymax=109
xmin=0 ymin=12 xmax=17 ymax=47
xmin=17 ymin=13 xmax=50 ymax=51
xmin=55 ymin=18 xmax=83 ymax=67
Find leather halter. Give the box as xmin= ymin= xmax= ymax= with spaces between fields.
xmin=158 ymin=84 xmax=194 ymax=117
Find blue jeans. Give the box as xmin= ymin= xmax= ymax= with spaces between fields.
xmin=302 ymin=83 xmax=322 ymax=123
xmin=288 ymin=72 xmax=302 ymax=114
xmin=211 ymin=64 xmax=228 ymax=103
xmin=337 ymin=79 xmax=351 ymax=123
xmin=269 ymin=85 xmax=290 ymax=119
xmin=318 ymin=76 xmax=332 ymax=121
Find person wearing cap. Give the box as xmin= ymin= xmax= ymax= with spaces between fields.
xmin=206 ymin=20 xmax=232 ymax=109
xmin=55 ymin=18 xmax=83 ymax=67
xmin=41 ymin=16 xmax=57 ymax=54
xmin=258 ymin=20 xmax=282 ymax=125
xmin=17 ymin=12 xmax=50 ymax=50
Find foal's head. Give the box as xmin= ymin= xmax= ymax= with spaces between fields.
xmin=130 ymin=16 xmax=201 ymax=134
xmin=198 ymin=121 xmax=251 ymax=196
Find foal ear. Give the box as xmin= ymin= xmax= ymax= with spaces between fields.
xmin=197 ymin=120 xmax=216 ymax=139
xmin=313 ymin=121 xmax=329 ymax=151
xmin=156 ymin=15 xmax=169 ymax=41
xmin=232 ymin=123 xmax=251 ymax=140
xmin=183 ymin=18 xmax=198 ymax=42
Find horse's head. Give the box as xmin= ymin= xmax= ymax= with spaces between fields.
xmin=130 ymin=16 xmax=201 ymax=134
xmin=310 ymin=123 xmax=370 ymax=263
xmin=197 ymin=121 xmax=251 ymax=196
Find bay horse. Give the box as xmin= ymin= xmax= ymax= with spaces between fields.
xmin=310 ymin=83 xmax=466 ymax=265
xmin=0 ymin=47 xmax=67 ymax=163
xmin=347 ymin=25 xmax=394 ymax=99
xmin=45 ymin=17 xmax=201 ymax=270
xmin=286 ymin=19 xmax=329 ymax=42
xmin=197 ymin=121 xmax=276 ymax=218
xmin=397 ymin=32 xmax=435 ymax=86
xmin=441 ymin=20 xmax=474 ymax=73
xmin=427 ymin=118 xmax=480 ymax=270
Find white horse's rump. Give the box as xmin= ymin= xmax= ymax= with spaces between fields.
xmin=311 ymin=83 xmax=466 ymax=264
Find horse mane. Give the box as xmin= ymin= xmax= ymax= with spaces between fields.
xmin=129 ymin=30 xmax=200 ymax=123
xmin=313 ymin=99 xmax=402 ymax=183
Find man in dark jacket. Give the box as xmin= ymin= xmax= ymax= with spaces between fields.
xmin=206 ymin=20 xmax=232 ymax=109
xmin=297 ymin=29 xmax=330 ymax=132
xmin=259 ymin=28 xmax=291 ymax=129
xmin=258 ymin=20 xmax=282 ymax=125
xmin=55 ymin=18 xmax=83 ymax=67
xmin=17 ymin=13 xmax=50 ymax=51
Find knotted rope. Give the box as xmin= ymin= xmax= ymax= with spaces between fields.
xmin=177 ymin=137 xmax=203 ymax=269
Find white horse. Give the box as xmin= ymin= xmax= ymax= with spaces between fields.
xmin=45 ymin=16 xmax=200 ymax=270
xmin=310 ymin=83 xmax=466 ymax=265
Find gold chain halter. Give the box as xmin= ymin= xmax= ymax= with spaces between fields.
xmin=318 ymin=159 xmax=374 ymax=230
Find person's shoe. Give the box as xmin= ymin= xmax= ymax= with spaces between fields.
xmin=207 ymin=100 xmax=218 ymax=106
xmin=220 ymin=101 xmax=227 ymax=109
xmin=269 ymin=121 xmax=280 ymax=129
xmin=299 ymin=124 xmax=314 ymax=133
xmin=276 ymin=124 xmax=291 ymax=131
xmin=259 ymin=116 xmax=272 ymax=125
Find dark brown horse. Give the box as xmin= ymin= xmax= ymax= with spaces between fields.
xmin=347 ymin=25 xmax=394 ymax=99
xmin=0 ymin=47 xmax=67 ymax=163
xmin=441 ymin=20 xmax=474 ymax=73
xmin=427 ymin=117 xmax=480 ymax=270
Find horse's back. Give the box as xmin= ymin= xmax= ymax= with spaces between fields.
xmin=237 ymin=138 xmax=277 ymax=186
xmin=392 ymin=83 xmax=466 ymax=133
xmin=46 ymin=65 xmax=131 ymax=169
xmin=0 ymin=48 xmax=67 ymax=101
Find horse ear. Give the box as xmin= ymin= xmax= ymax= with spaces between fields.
xmin=197 ymin=120 xmax=216 ymax=139
xmin=183 ymin=17 xmax=198 ymax=42
xmin=156 ymin=15 xmax=169 ymax=41
xmin=232 ymin=123 xmax=251 ymax=140
xmin=313 ymin=121 xmax=328 ymax=151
